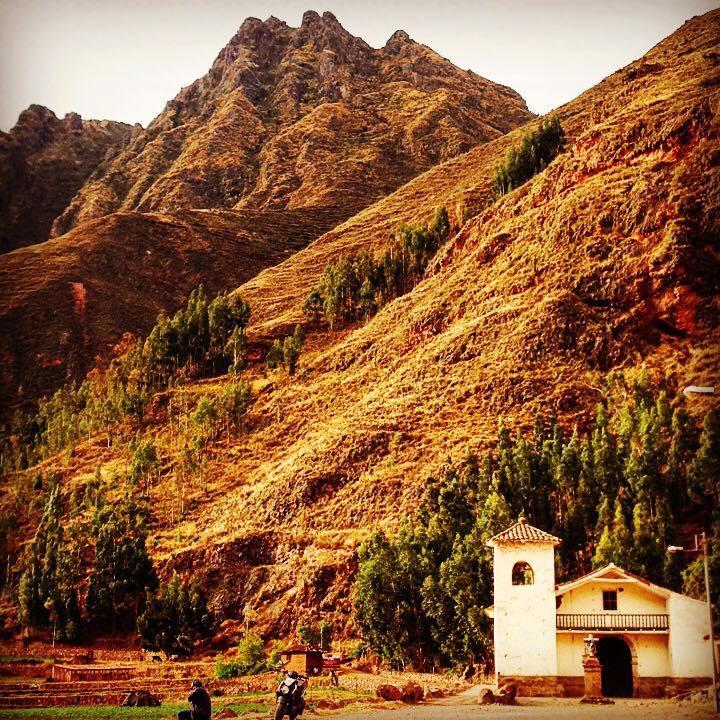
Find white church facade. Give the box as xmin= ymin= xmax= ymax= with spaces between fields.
xmin=487 ymin=519 xmax=714 ymax=698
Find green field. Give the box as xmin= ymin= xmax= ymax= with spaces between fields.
xmin=0 ymin=701 xmax=270 ymax=720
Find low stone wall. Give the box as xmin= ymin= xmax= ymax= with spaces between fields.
xmin=637 ymin=676 xmax=711 ymax=699
xmin=52 ymin=664 xmax=134 ymax=682
xmin=498 ymin=674 xmax=571 ymax=697
xmin=141 ymin=661 xmax=215 ymax=679
xmin=0 ymin=640 xmax=142 ymax=663
xmin=0 ymin=661 xmax=52 ymax=678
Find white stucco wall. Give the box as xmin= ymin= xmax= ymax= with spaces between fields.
xmin=634 ymin=635 xmax=672 ymax=676
xmin=668 ymin=592 xmax=713 ymax=677
xmin=557 ymin=633 xmax=584 ymax=676
xmin=557 ymin=581 xmax=666 ymax=614
xmin=493 ymin=541 xmax=557 ymax=676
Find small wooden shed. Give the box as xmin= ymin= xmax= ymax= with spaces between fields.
xmin=281 ymin=645 xmax=324 ymax=675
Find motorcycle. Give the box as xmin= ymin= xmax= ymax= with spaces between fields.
xmin=274 ymin=671 xmax=307 ymax=720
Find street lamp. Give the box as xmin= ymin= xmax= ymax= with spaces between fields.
xmin=674 ymin=384 xmax=717 ymax=711
xmin=683 ymin=386 xmax=715 ymax=396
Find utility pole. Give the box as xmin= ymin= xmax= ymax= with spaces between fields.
xmin=679 ymin=384 xmax=718 ymax=711
xmin=669 ymin=533 xmax=718 ymax=712
xmin=702 ymin=533 xmax=719 ymax=713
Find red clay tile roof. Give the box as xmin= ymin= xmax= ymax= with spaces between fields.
xmin=486 ymin=518 xmax=561 ymax=546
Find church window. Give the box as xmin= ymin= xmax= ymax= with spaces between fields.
xmin=603 ymin=590 xmax=618 ymax=611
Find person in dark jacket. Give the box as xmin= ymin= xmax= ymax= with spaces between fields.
xmin=178 ymin=680 xmax=211 ymax=720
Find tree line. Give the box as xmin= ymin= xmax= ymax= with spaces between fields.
xmin=492 ymin=115 xmax=566 ymax=200
xmin=303 ymin=207 xmax=451 ymax=328
xmin=16 ymin=476 xmax=213 ymax=654
xmin=2 ymin=286 xmax=252 ymax=471
xmin=355 ymin=371 xmax=719 ymax=671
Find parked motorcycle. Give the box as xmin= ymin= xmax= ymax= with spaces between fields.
xmin=274 ymin=671 xmax=307 ymax=720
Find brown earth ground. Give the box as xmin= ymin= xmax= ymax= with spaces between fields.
xmin=334 ymin=694 xmax=715 ymax=720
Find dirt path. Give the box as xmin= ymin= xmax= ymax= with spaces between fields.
xmin=331 ymin=688 xmax=714 ymax=719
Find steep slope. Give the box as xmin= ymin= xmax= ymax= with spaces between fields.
xmin=0 ymin=106 xmax=136 ymax=252
xmin=0 ymin=10 xmax=532 ymax=411
xmin=0 ymin=206 xmax=345 ymax=410
xmin=51 ymin=11 xmax=532 ymax=235
xmin=238 ymin=11 xmax=720 ymax=340
xmin=154 ymin=10 xmax=717 ymax=632
xmin=4 ymin=11 xmax=718 ymax=642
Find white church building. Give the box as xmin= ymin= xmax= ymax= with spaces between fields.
xmin=486 ymin=518 xmax=714 ymax=698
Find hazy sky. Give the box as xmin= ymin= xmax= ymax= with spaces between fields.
xmin=0 ymin=0 xmax=716 ymax=131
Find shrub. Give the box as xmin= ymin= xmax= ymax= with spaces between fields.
xmin=215 ymin=634 xmax=267 ymax=678
xmin=491 ymin=115 xmax=565 ymax=199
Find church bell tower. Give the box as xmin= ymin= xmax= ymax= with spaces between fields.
xmin=487 ymin=518 xmax=561 ymax=681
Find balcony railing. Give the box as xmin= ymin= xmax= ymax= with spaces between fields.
xmin=556 ymin=613 xmax=669 ymax=632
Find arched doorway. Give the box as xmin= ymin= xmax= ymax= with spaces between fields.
xmin=597 ymin=636 xmax=633 ymax=697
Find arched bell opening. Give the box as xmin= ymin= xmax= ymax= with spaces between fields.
xmin=511 ymin=561 xmax=534 ymax=586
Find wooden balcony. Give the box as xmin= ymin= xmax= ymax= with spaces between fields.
xmin=556 ymin=613 xmax=669 ymax=632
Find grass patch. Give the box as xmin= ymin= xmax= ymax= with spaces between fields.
xmin=0 ymin=701 xmax=270 ymax=720
xmin=0 ymin=656 xmax=53 ymax=664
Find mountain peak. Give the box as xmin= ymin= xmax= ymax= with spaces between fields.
xmin=301 ymin=10 xmax=321 ymax=26
xmin=384 ymin=29 xmax=415 ymax=53
xmin=301 ymin=10 xmax=342 ymax=26
xmin=388 ymin=29 xmax=412 ymax=43
xmin=47 ymin=8 xmax=533 ymax=242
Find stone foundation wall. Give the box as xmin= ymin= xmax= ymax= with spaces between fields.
xmin=498 ymin=674 xmax=711 ymax=698
xmin=0 ymin=661 xmax=52 ymax=678
xmin=497 ymin=674 xmax=573 ymax=696
xmin=637 ymin=676 xmax=711 ymax=698
xmin=0 ymin=640 xmax=142 ymax=663
xmin=52 ymin=664 xmax=134 ymax=682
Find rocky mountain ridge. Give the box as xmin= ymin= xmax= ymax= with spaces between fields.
xmin=51 ymin=10 xmax=532 ymax=234
xmin=0 ymin=106 xmax=137 ymax=252
xmin=0 ymin=10 xmax=533 ymax=411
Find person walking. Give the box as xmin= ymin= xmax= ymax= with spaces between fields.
xmin=178 ymin=679 xmax=212 ymax=720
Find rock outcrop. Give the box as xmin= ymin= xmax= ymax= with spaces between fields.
xmin=0 ymin=106 xmax=136 ymax=252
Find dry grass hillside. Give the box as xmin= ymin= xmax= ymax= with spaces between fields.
xmin=52 ymin=10 xmax=532 ymax=236
xmin=238 ymin=9 xmax=719 ymax=341
xmin=0 ymin=106 xmax=136 ymax=253
xmin=2 ymin=11 xmax=718 ymax=642
xmin=0 ymin=206 xmax=345 ymax=411
xmin=0 ymin=10 xmax=532 ymax=412
xmin=158 ymin=9 xmax=717 ymax=633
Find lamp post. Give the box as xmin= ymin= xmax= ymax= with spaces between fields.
xmin=673 ymin=384 xmax=717 ymax=711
